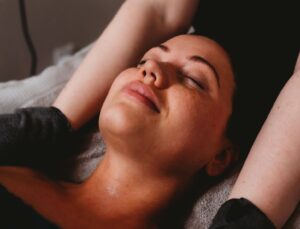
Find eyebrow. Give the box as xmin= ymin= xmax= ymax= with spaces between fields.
xmin=157 ymin=44 xmax=170 ymax=52
xmin=155 ymin=44 xmax=220 ymax=88
xmin=189 ymin=56 xmax=220 ymax=88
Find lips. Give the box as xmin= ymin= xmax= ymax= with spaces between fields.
xmin=122 ymin=81 xmax=160 ymax=113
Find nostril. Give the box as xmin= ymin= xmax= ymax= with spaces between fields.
xmin=142 ymin=70 xmax=146 ymax=77
xmin=150 ymin=72 xmax=156 ymax=80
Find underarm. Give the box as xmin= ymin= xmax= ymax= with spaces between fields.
xmin=229 ymin=55 xmax=300 ymax=228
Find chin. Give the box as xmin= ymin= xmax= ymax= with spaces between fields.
xmin=99 ymin=102 xmax=148 ymax=138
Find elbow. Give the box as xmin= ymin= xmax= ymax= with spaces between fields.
xmin=166 ymin=17 xmax=193 ymax=35
xmin=124 ymin=0 xmax=194 ymax=35
xmin=162 ymin=8 xmax=196 ymax=35
xmin=162 ymin=3 xmax=199 ymax=35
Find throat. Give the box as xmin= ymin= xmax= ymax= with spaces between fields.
xmin=76 ymin=153 xmax=186 ymax=228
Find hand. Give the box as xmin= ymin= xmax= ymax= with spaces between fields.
xmin=0 ymin=107 xmax=75 ymax=170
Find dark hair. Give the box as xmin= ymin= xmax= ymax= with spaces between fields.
xmin=187 ymin=32 xmax=251 ymax=161
xmin=191 ymin=33 xmax=270 ymax=162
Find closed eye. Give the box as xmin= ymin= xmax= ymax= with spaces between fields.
xmin=138 ymin=59 xmax=209 ymax=91
xmin=138 ymin=59 xmax=147 ymax=66
xmin=185 ymin=76 xmax=206 ymax=90
xmin=179 ymin=71 xmax=207 ymax=91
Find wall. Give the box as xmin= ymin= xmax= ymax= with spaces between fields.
xmin=0 ymin=0 xmax=123 ymax=82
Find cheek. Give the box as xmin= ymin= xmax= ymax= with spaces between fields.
xmin=108 ymin=69 xmax=136 ymax=93
xmin=99 ymin=68 xmax=157 ymax=137
xmin=168 ymin=90 xmax=214 ymax=133
xmin=100 ymin=68 xmax=138 ymax=112
xmin=165 ymin=90 xmax=223 ymax=156
xmin=110 ymin=67 xmax=141 ymax=90
xmin=99 ymin=71 xmax=133 ymax=129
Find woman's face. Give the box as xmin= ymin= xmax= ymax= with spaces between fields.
xmin=100 ymin=35 xmax=235 ymax=177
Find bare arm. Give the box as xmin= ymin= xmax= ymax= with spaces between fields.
xmin=229 ymin=53 xmax=300 ymax=228
xmin=53 ymin=0 xmax=199 ymax=129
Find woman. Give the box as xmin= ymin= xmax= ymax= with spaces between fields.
xmin=0 ymin=34 xmax=236 ymax=228
xmin=1 ymin=0 xmax=298 ymax=228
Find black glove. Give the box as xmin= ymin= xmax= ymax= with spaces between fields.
xmin=209 ymin=198 xmax=276 ymax=229
xmin=0 ymin=106 xmax=75 ymax=170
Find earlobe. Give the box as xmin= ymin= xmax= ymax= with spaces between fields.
xmin=205 ymin=145 xmax=237 ymax=177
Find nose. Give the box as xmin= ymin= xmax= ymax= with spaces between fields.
xmin=139 ymin=60 xmax=168 ymax=89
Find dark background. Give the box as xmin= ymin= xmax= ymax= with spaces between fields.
xmin=193 ymin=0 xmax=299 ymax=157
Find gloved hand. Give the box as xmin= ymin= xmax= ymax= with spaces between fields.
xmin=0 ymin=106 xmax=75 ymax=170
xmin=209 ymin=198 xmax=276 ymax=229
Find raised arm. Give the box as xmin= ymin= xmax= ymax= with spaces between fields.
xmin=0 ymin=0 xmax=199 ymax=177
xmin=227 ymin=53 xmax=300 ymax=228
xmin=53 ymin=0 xmax=199 ymax=129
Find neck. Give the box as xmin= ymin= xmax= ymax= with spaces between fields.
xmin=72 ymin=149 xmax=190 ymax=229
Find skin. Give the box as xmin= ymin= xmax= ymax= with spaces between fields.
xmin=0 ymin=35 xmax=235 ymax=228
xmin=229 ymin=53 xmax=300 ymax=228
xmin=53 ymin=0 xmax=200 ymax=129
xmin=100 ymin=35 xmax=235 ymax=177
xmin=5 ymin=0 xmax=298 ymax=226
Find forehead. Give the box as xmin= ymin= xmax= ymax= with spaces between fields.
xmin=155 ymin=35 xmax=235 ymax=106
xmin=163 ymin=35 xmax=229 ymax=67
xmin=151 ymin=35 xmax=235 ymax=95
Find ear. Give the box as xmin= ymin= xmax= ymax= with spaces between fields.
xmin=205 ymin=140 xmax=237 ymax=177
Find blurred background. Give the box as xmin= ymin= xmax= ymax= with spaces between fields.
xmin=0 ymin=0 xmax=123 ymax=82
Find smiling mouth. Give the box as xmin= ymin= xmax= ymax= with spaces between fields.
xmin=122 ymin=82 xmax=160 ymax=113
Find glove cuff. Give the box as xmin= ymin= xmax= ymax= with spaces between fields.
xmin=209 ymin=198 xmax=276 ymax=229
